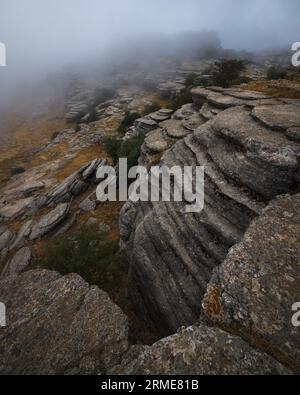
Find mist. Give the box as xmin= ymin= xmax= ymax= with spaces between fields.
xmin=0 ymin=0 xmax=299 ymax=108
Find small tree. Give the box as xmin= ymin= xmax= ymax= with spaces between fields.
xmin=103 ymin=137 xmax=121 ymax=165
xmin=142 ymin=103 xmax=161 ymax=116
xmin=170 ymin=89 xmax=192 ymax=111
xmin=184 ymin=72 xmax=198 ymax=87
xmin=212 ymin=59 xmax=246 ymax=88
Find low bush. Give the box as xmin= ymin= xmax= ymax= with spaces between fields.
xmin=103 ymin=137 xmax=122 ymax=165
xmin=212 ymin=59 xmax=247 ymax=88
xmin=267 ymin=66 xmax=287 ymax=80
xmin=10 ymin=167 xmax=26 ymax=177
xmin=33 ymin=226 xmax=128 ymax=294
xmin=170 ymin=88 xmax=193 ymax=111
xmin=103 ymin=134 xmax=145 ymax=169
xmin=117 ymin=111 xmax=141 ymax=135
xmin=184 ymin=72 xmax=198 ymax=87
xmin=118 ymin=134 xmax=145 ymax=169
xmin=51 ymin=131 xmax=60 ymax=141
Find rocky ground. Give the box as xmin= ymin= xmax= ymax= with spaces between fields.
xmin=0 ymin=58 xmax=299 ymax=375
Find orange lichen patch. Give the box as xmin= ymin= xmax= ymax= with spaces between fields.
xmin=202 ymin=286 xmax=221 ymax=317
xmin=242 ymin=79 xmax=300 ymax=99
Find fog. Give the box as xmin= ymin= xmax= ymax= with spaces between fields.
xmin=0 ymin=0 xmax=299 ymax=107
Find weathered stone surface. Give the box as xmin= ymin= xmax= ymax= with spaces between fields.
xmin=173 ymin=103 xmax=198 ymax=120
xmin=113 ymin=324 xmax=290 ymax=375
xmin=9 ymin=220 xmax=33 ymax=251
xmin=252 ymin=104 xmax=300 ymax=131
xmin=0 ymin=229 xmax=14 ymax=252
xmin=210 ymin=106 xmax=300 ymax=199
xmin=162 ymin=119 xmax=190 ymax=139
xmin=30 ymin=203 xmax=69 ymax=240
xmin=120 ymin=88 xmax=300 ymax=335
xmin=0 ymin=197 xmax=35 ymax=220
xmin=46 ymin=159 xmax=105 ymax=206
xmin=144 ymin=129 xmax=170 ymax=153
xmin=203 ymin=193 xmax=300 ymax=374
xmin=3 ymin=180 xmax=45 ymax=197
xmin=79 ymin=197 xmax=96 ymax=213
xmin=1 ymin=247 xmax=31 ymax=279
xmin=0 ymin=270 xmax=129 ymax=374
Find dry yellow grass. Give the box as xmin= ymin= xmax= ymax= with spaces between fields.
xmin=242 ymin=77 xmax=300 ymax=99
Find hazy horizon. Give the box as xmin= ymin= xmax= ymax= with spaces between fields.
xmin=0 ymin=0 xmax=299 ymax=107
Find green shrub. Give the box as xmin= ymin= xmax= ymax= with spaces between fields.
xmin=103 ymin=137 xmax=121 ymax=165
xmin=33 ymin=226 xmax=128 ymax=293
xmin=212 ymin=59 xmax=247 ymax=88
xmin=184 ymin=72 xmax=198 ymax=87
xmin=51 ymin=131 xmax=60 ymax=141
xmin=117 ymin=111 xmax=141 ymax=135
xmin=118 ymin=134 xmax=145 ymax=169
xmin=142 ymin=103 xmax=161 ymax=116
xmin=267 ymin=66 xmax=287 ymax=80
xmin=103 ymin=134 xmax=145 ymax=169
xmin=170 ymin=89 xmax=193 ymax=111
xmin=10 ymin=167 xmax=26 ymax=177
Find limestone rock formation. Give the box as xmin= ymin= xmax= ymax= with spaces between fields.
xmin=203 ymin=193 xmax=300 ymax=374
xmin=113 ymin=324 xmax=290 ymax=375
xmin=29 ymin=203 xmax=70 ymax=240
xmin=120 ymin=87 xmax=300 ymax=336
xmin=0 ymin=270 xmax=129 ymax=375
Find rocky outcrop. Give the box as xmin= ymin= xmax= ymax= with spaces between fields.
xmin=120 ymin=87 xmax=300 ymax=336
xmin=203 ymin=193 xmax=300 ymax=374
xmin=46 ymin=159 xmax=106 ymax=206
xmin=1 ymin=247 xmax=31 ymax=279
xmin=0 ymin=270 xmax=129 ymax=375
xmin=29 ymin=203 xmax=70 ymax=240
xmin=124 ymin=109 xmax=173 ymax=140
xmin=113 ymin=324 xmax=290 ymax=375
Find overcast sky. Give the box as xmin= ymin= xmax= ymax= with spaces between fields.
xmin=0 ymin=0 xmax=299 ymax=89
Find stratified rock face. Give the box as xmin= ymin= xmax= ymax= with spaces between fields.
xmin=113 ymin=324 xmax=290 ymax=375
xmin=0 ymin=247 xmax=31 ymax=279
xmin=0 ymin=270 xmax=129 ymax=375
xmin=30 ymin=203 xmax=69 ymax=240
xmin=203 ymin=193 xmax=300 ymax=374
xmin=120 ymin=87 xmax=300 ymax=336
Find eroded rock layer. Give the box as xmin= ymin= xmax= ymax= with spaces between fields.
xmin=120 ymin=87 xmax=300 ymax=336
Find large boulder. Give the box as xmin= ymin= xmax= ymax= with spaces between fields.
xmin=0 ymin=270 xmax=129 ymax=375
xmin=113 ymin=324 xmax=290 ymax=375
xmin=203 ymin=193 xmax=300 ymax=374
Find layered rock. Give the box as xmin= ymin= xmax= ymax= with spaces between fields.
xmin=203 ymin=193 xmax=300 ymax=374
xmin=29 ymin=203 xmax=70 ymax=240
xmin=120 ymin=87 xmax=300 ymax=336
xmin=46 ymin=159 xmax=106 ymax=206
xmin=0 ymin=270 xmax=129 ymax=375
